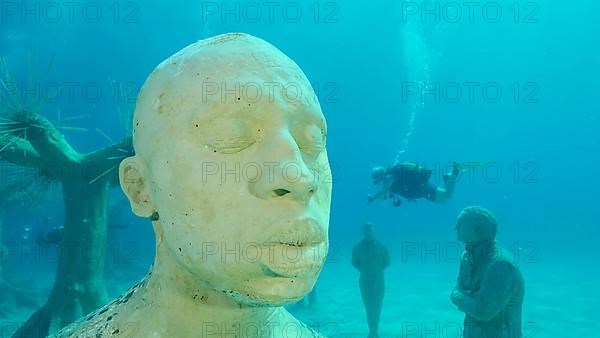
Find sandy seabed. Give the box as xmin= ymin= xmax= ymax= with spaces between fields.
xmin=290 ymin=256 xmax=598 ymax=338
xmin=1 ymin=255 xmax=597 ymax=337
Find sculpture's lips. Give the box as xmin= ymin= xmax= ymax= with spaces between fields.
xmin=259 ymin=243 xmax=326 ymax=278
xmin=259 ymin=217 xmax=327 ymax=278
xmin=260 ymin=217 xmax=325 ymax=247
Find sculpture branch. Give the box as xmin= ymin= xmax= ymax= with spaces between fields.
xmin=0 ymin=134 xmax=43 ymax=167
xmin=83 ymin=136 xmax=134 ymax=187
xmin=6 ymin=110 xmax=82 ymax=163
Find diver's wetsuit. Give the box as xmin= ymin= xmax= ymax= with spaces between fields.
xmin=387 ymin=163 xmax=437 ymax=205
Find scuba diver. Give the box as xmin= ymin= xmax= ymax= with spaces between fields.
xmin=368 ymin=161 xmax=460 ymax=207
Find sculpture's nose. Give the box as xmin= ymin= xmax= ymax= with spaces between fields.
xmin=248 ymin=133 xmax=317 ymax=204
xmin=267 ymin=162 xmax=316 ymax=203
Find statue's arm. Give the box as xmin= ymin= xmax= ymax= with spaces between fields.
xmin=451 ymin=253 xmax=469 ymax=307
xmin=383 ymin=246 xmax=390 ymax=269
xmin=351 ymin=246 xmax=361 ymax=270
xmin=454 ymin=252 xmax=469 ymax=291
xmin=452 ymin=261 xmax=514 ymax=321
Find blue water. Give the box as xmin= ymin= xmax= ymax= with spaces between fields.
xmin=1 ymin=0 xmax=599 ymax=337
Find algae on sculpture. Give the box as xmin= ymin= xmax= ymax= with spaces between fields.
xmin=54 ymin=33 xmax=332 ymax=337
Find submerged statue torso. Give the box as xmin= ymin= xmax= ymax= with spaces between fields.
xmin=459 ymin=245 xmax=525 ymax=338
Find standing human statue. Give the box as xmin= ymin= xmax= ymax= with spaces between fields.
xmin=451 ymin=206 xmax=525 ymax=338
xmin=352 ymin=222 xmax=390 ymax=338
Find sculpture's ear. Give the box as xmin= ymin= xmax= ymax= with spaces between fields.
xmin=119 ymin=156 xmax=155 ymax=218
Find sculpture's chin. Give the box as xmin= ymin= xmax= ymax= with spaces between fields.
xmin=223 ymin=276 xmax=314 ymax=307
xmin=229 ymin=293 xmax=301 ymax=307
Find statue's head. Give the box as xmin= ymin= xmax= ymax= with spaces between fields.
xmin=119 ymin=33 xmax=332 ymax=307
xmin=456 ymin=206 xmax=497 ymax=243
xmin=363 ymin=222 xmax=375 ymax=240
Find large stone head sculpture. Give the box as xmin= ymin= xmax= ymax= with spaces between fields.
xmin=119 ymin=33 xmax=332 ymax=307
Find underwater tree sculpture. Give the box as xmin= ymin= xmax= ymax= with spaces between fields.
xmin=0 ymin=109 xmax=134 ymax=336
xmin=1 ymin=59 xmax=135 ymax=334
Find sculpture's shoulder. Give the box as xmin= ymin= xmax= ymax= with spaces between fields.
xmin=486 ymin=247 xmax=525 ymax=296
xmin=51 ymin=278 xmax=148 ymax=337
xmin=306 ymin=328 xmax=328 ymax=338
xmin=276 ymin=309 xmax=330 ymax=338
xmin=490 ymin=244 xmax=521 ymax=271
xmin=374 ymin=239 xmax=389 ymax=252
xmin=294 ymin=321 xmax=330 ymax=338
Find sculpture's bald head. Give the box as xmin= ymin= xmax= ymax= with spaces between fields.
xmin=119 ymin=33 xmax=331 ymax=307
xmin=456 ymin=206 xmax=497 ymax=243
xmin=132 ymin=33 xmax=317 ymax=163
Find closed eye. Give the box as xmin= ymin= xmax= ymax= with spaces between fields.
xmin=299 ymin=140 xmax=324 ymax=156
xmin=206 ymin=137 xmax=256 ymax=154
xmin=298 ymin=127 xmax=326 ymax=158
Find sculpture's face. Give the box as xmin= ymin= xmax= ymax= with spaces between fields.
xmin=456 ymin=207 xmax=496 ymax=244
xmin=456 ymin=216 xmax=491 ymax=244
xmin=456 ymin=217 xmax=478 ymax=243
xmin=120 ymin=34 xmax=332 ymax=306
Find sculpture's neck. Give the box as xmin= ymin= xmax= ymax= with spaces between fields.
xmin=138 ymin=235 xmax=280 ymax=334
